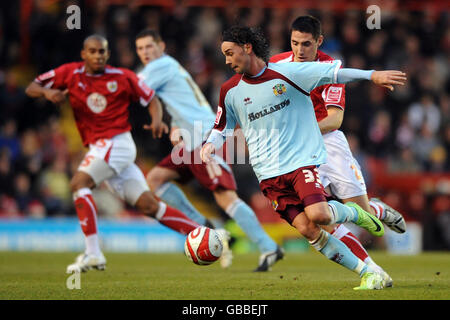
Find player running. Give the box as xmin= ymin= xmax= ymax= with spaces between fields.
xmin=269 ymin=15 xmax=407 ymax=286
xmin=135 ymin=29 xmax=283 ymax=272
xmin=201 ymin=26 xmax=406 ymax=290
xmin=25 ymin=35 xmax=204 ymax=273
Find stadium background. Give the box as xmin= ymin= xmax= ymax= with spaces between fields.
xmin=0 ymin=0 xmax=448 ymax=254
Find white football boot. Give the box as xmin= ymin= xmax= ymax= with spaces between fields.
xmin=254 ymin=246 xmax=284 ymax=272
xmin=215 ymin=228 xmax=233 ymax=269
xmin=66 ymin=252 xmax=106 ymax=273
xmin=371 ymin=198 xmax=407 ymax=233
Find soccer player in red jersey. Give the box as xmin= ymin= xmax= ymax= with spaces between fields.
xmin=270 ymin=16 xmax=408 ymax=286
xmin=25 ymin=35 xmax=202 ymax=272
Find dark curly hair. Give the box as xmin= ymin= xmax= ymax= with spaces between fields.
xmin=222 ymin=26 xmax=269 ymax=63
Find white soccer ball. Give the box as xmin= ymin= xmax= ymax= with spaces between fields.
xmin=184 ymin=226 xmax=223 ymax=265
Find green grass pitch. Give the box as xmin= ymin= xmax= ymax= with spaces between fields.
xmin=0 ymin=251 xmax=449 ymax=300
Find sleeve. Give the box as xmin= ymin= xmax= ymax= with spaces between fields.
xmin=125 ymin=69 xmax=156 ymax=107
xmin=287 ymin=60 xmax=342 ymax=93
xmin=322 ymin=84 xmax=346 ymax=110
xmin=34 ymin=64 xmax=71 ymax=90
xmin=206 ymin=86 xmax=238 ymax=149
xmin=139 ymin=59 xmax=175 ymax=92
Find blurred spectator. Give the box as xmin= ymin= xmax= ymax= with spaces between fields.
xmin=0 ymin=118 xmax=21 ymax=161
xmin=407 ymin=94 xmax=441 ymax=134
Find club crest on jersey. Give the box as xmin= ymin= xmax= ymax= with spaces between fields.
xmin=244 ymin=97 xmax=252 ymax=105
xmin=272 ymin=84 xmax=286 ymax=96
xmin=87 ymin=92 xmax=107 ymax=114
xmin=106 ymin=81 xmax=118 ymax=93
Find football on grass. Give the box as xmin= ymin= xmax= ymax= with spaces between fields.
xmin=184 ymin=226 xmax=223 ymax=265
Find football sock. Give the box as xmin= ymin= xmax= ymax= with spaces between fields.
xmin=309 ymin=229 xmax=372 ymax=277
xmin=73 ymin=188 xmax=101 ymax=256
xmin=328 ymin=200 xmax=359 ymax=224
xmin=331 ymin=224 xmax=369 ymax=261
xmin=369 ymin=199 xmax=386 ymax=220
xmin=226 ymin=199 xmax=277 ymax=253
xmin=155 ymin=201 xmax=200 ymax=235
xmin=156 ymin=182 xmax=215 ymax=228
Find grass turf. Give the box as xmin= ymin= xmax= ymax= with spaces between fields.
xmin=0 ymin=251 xmax=449 ymax=300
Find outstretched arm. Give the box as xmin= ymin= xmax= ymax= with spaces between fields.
xmin=337 ymin=69 xmax=407 ymax=91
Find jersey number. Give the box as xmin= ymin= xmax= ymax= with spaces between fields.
xmin=179 ymin=66 xmax=210 ymax=108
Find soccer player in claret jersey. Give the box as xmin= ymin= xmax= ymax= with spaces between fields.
xmin=25 ymin=35 xmax=204 ymax=273
xmin=135 ymin=29 xmax=283 ymax=271
xmin=270 ymin=16 xmax=408 ymax=286
xmin=201 ymin=26 xmax=406 ymax=290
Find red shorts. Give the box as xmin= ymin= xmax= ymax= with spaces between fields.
xmin=157 ymin=143 xmax=237 ymax=192
xmin=259 ymin=165 xmax=327 ymax=225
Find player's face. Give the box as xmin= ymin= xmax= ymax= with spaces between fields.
xmin=81 ymin=39 xmax=109 ymax=73
xmin=136 ymin=36 xmax=165 ymax=65
xmin=221 ymin=41 xmax=250 ymax=74
xmin=290 ymin=31 xmax=323 ymax=62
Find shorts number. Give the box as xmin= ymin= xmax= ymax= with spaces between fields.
xmin=351 ymin=164 xmax=362 ymax=181
xmin=302 ymin=168 xmax=322 ymax=184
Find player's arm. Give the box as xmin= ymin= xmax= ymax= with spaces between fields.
xmin=25 ymin=79 xmax=68 ymax=105
xmin=319 ymin=106 xmax=343 ymax=134
xmin=291 ymin=62 xmax=406 ymax=92
xmin=337 ymin=69 xmax=407 ymax=91
xmin=143 ymin=96 xmax=169 ymax=139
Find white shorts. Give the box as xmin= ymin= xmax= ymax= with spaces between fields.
xmin=78 ymin=131 xmax=149 ymax=205
xmin=319 ymin=130 xmax=367 ymax=199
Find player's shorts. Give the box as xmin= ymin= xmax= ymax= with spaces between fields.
xmin=319 ymin=130 xmax=367 ymax=199
xmin=157 ymin=142 xmax=237 ymax=192
xmin=259 ymin=165 xmax=327 ymax=225
xmin=77 ymin=131 xmax=149 ymax=205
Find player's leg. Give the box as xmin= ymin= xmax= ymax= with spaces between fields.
xmin=213 ymin=188 xmax=282 ymax=271
xmin=146 ymin=155 xmax=215 ymax=228
xmin=296 ymin=204 xmax=385 ymax=290
xmin=67 ymin=156 xmax=116 ymax=273
xmin=107 ymin=163 xmax=200 ymax=235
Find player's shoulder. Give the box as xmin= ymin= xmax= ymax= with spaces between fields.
xmin=221 ymin=74 xmax=242 ymax=94
xmin=316 ymin=50 xmax=335 ymax=62
xmin=269 ymin=51 xmax=294 ymax=63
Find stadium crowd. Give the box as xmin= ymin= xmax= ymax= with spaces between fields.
xmin=0 ymin=1 xmax=448 ymax=249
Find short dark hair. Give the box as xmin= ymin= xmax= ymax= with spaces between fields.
xmin=83 ymin=34 xmax=108 ymax=49
xmin=291 ymin=15 xmax=322 ymax=40
xmin=222 ymin=26 xmax=269 ymax=62
xmin=135 ymin=29 xmax=162 ymax=42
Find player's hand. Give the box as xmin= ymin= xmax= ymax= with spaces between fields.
xmin=143 ymin=121 xmax=169 ymax=139
xmin=371 ymin=70 xmax=407 ymax=91
xmin=44 ymin=88 xmax=68 ymax=105
xmin=200 ymin=142 xmax=215 ymax=164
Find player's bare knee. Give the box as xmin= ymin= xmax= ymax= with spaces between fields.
xmin=70 ymin=172 xmax=95 ymax=193
xmin=135 ymin=191 xmax=159 ymax=216
xmin=308 ymin=210 xmax=331 ymax=225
